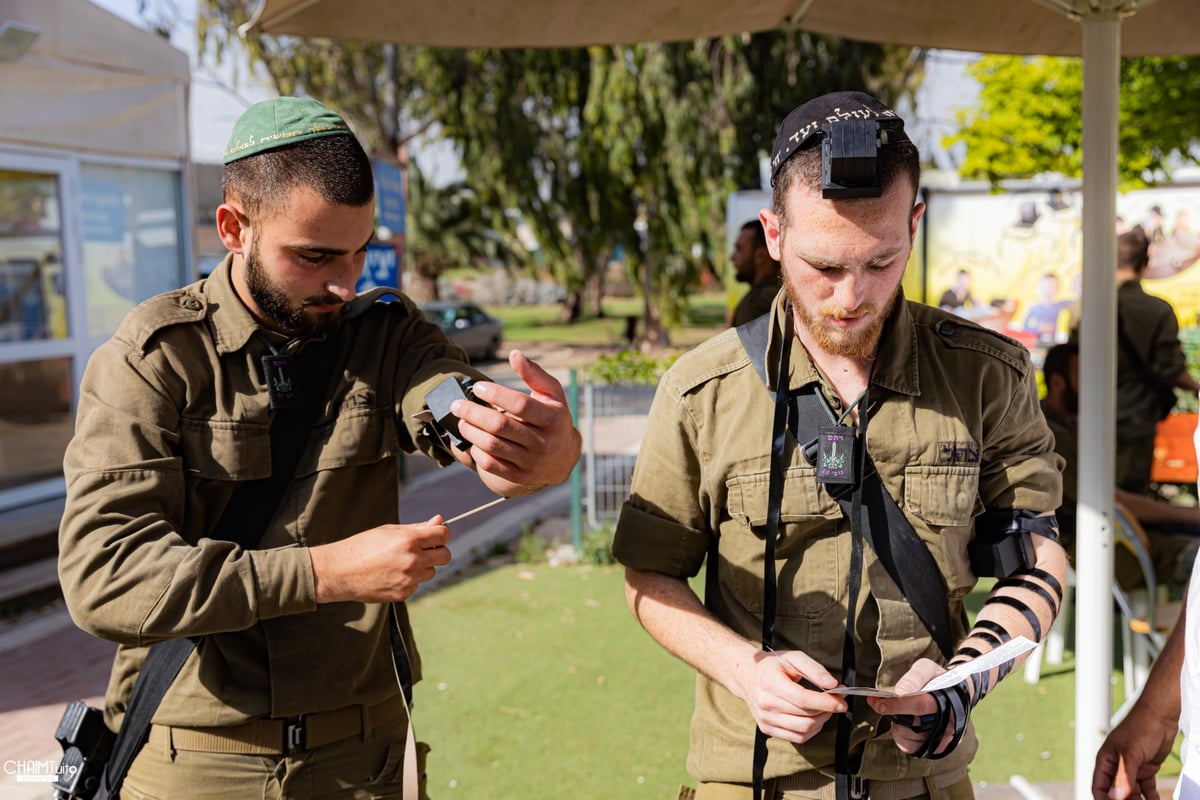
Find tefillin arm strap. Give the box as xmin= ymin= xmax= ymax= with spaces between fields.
xmin=736 ymin=311 xmax=954 ymax=800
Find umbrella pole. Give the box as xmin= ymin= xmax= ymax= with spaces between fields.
xmin=1075 ymin=12 xmax=1121 ymax=798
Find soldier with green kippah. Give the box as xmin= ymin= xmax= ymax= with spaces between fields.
xmin=57 ymin=96 xmax=581 ymax=799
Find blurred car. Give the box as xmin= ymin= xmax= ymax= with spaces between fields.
xmin=420 ymin=301 xmax=504 ymax=362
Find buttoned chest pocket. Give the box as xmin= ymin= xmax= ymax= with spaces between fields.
xmin=181 ymin=418 xmax=271 ymax=481
xmin=723 ymin=468 xmax=845 ymax=620
xmin=298 ymin=405 xmax=400 ymax=477
xmin=903 ymin=465 xmax=980 ymax=528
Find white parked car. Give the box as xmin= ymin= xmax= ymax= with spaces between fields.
xmin=420 ymin=301 xmax=504 ymax=362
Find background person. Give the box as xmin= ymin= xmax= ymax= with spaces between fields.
xmin=1042 ymin=342 xmax=1200 ymax=589
xmin=1092 ymin=408 xmax=1200 ymax=800
xmin=57 ymin=97 xmax=581 ymax=800
xmin=1021 ymin=272 xmax=1070 ymax=346
xmin=730 ymin=219 xmax=783 ymax=327
xmin=938 ymin=269 xmax=976 ymax=313
xmin=613 ymin=90 xmax=1066 ymax=800
xmin=1114 ymin=226 xmax=1200 ymax=495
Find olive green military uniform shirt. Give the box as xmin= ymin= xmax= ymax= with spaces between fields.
xmin=59 ymin=255 xmax=485 ymax=730
xmin=731 ymin=278 xmax=782 ymax=327
xmin=1041 ymin=400 xmax=1079 ymax=559
xmin=612 ymin=294 xmax=1062 ymax=784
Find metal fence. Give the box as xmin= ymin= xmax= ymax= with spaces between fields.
xmin=582 ymin=382 xmax=656 ymax=529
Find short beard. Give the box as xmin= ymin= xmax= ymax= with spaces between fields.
xmin=245 ymin=242 xmax=342 ymax=337
xmin=786 ymin=276 xmax=899 ymax=359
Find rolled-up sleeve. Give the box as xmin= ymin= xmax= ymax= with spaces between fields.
xmin=611 ymin=375 xmax=711 ymax=579
xmin=979 ymin=356 xmax=1064 ymax=514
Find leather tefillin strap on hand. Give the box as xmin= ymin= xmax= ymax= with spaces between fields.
xmin=898 ymin=683 xmax=972 ymax=760
xmin=891 ymin=566 xmax=1065 ymax=759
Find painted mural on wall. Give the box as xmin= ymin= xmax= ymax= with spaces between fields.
xmin=921 ymin=184 xmax=1200 ymax=351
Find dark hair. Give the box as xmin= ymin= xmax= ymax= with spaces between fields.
xmin=771 ymin=137 xmax=920 ymax=224
xmin=740 ymin=219 xmax=767 ymax=250
xmin=1043 ymin=342 xmax=1078 ymax=388
xmin=222 ymin=134 xmax=374 ymax=221
xmin=1117 ymin=226 xmax=1150 ymax=274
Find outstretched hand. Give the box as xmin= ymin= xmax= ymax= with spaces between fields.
xmin=451 ymin=350 xmax=582 ymax=494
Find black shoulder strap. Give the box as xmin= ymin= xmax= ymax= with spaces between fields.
xmin=705 ymin=316 xmax=772 ymax=608
xmin=736 ymin=312 xmax=772 ymax=388
xmin=735 ymin=314 xmax=954 ymax=659
xmin=101 ymin=335 xmax=362 ymax=797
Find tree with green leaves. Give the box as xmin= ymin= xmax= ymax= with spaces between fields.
xmin=405 ymin=162 xmax=514 ymax=302
xmin=198 ymin=1 xmax=493 ymax=298
xmin=947 ymin=55 xmax=1200 ymax=188
xmin=421 ymin=34 xmax=921 ymax=341
xmin=198 ymin=1 xmax=434 ymax=158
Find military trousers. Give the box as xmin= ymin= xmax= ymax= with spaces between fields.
xmin=121 ymin=709 xmax=429 ymax=800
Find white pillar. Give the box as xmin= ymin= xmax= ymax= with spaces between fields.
xmin=1075 ymin=13 xmax=1121 ymax=800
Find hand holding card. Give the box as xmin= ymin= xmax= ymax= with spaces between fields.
xmin=824 ymin=636 xmax=1037 ymax=697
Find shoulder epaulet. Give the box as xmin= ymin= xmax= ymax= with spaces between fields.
xmin=663 ymin=327 xmax=755 ymax=395
xmin=912 ymin=303 xmax=1030 ymax=376
xmin=114 ymin=289 xmax=208 ymax=354
xmin=344 ymin=286 xmax=414 ymax=319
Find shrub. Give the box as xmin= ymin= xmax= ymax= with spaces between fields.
xmin=584 ymin=350 xmax=677 ymax=385
xmin=579 ymin=526 xmax=616 ymax=566
xmin=515 ymin=524 xmax=546 ymax=564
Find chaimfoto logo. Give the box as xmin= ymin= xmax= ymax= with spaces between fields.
xmin=3 ymin=758 xmax=77 ymax=783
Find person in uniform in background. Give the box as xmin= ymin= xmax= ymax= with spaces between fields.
xmin=1114 ymin=225 xmax=1200 ymax=494
xmin=730 ymin=219 xmax=783 ymax=327
xmin=57 ymin=97 xmax=581 ymax=800
xmin=613 ymin=90 xmax=1067 ymax=800
xmin=1021 ymin=272 xmax=1070 ymax=346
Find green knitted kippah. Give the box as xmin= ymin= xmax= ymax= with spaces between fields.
xmin=223 ymin=97 xmax=351 ymax=164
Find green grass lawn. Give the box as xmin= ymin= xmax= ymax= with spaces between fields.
xmin=410 ymin=564 xmax=1182 ymax=797
xmin=492 ymin=293 xmax=730 ymax=350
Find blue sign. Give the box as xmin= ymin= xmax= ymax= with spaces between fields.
xmin=80 ymin=178 xmax=127 ymax=243
xmin=372 ymin=160 xmax=406 ymax=235
xmin=357 ymin=243 xmax=398 ymax=294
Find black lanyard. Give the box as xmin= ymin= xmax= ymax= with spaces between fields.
xmin=751 ymin=314 xmax=868 ymax=800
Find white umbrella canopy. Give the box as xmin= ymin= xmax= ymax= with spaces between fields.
xmin=244 ymin=0 xmax=1198 ymax=793
xmin=244 ymin=0 xmax=1199 ymax=55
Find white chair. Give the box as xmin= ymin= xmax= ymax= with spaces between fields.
xmin=1109 ymin=502 xmax=1181 ymax=723
xmin=1022 ymin=565 xmax=1074 ymax=684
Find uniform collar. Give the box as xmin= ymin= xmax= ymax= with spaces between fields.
xmin=762 ymin=289 xmax=920 ymax=397
xmin=870 ymin=297 xmax=920 ymax=397
xmin=202 ymin=254 xmax=258 ymax=354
